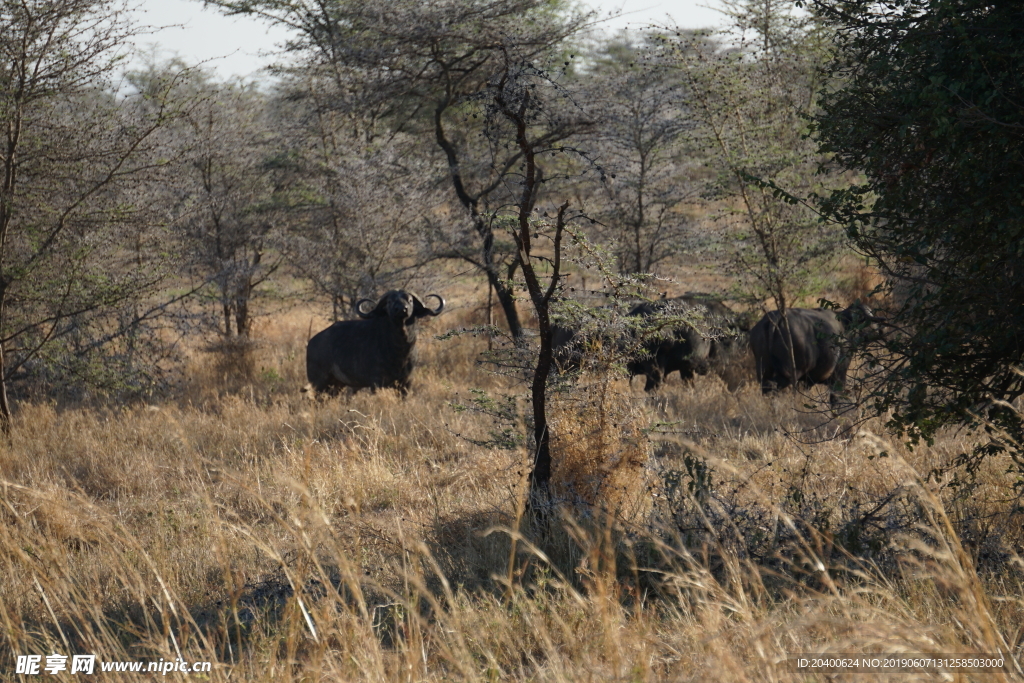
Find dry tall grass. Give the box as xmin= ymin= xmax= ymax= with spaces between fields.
xmin=1 ymin=300 xmax=1023 ymax=681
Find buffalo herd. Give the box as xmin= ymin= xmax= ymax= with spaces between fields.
xmin=306 ymin=289 xmax=878 ymax=401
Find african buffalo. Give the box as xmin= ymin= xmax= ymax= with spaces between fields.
xmin=549 ymin=303 xmax=621 ymax=373
xmin=627 ymin=294 xmax=750 ymax=391
xmin=305 ymin=290 xmax=444 ymax=396
xmin=552 ymin=294 xmax=749 ymax=390
xmin=750 ymin=301 xmax=876 ymax=405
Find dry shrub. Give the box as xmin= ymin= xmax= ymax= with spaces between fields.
xmin=549 ymin=375 xmax=651 ymax=522
xmin=203 ymin=336 xmax=259 ymax=384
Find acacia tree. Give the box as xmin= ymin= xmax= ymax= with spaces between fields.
xmin=177 ymin=80 xmax=282 ymax=339
xmin=475 ymin=48 xmax=586 ymax=495
xmin=668 ymin=0 xmax=840 ymax=314
xmin=0 ymin=1 xmax=185 ymax=430
xmin=272 ymin=76 xmax=438 ymax=319
xmin=812 ymin=0 xmax=1024 ymax=472
xmin=131 ymin=63 xmax=286 ymax=340
xmin=581 ymin=31 xmax=696 ymax=275
xmin=205 ymin=0 xmax=591 ymax=338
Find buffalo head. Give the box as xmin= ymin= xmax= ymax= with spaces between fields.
xmin=355 ymin=290 xmax=444 ymax=324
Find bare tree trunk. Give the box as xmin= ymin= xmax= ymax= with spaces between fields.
xmin=492 ymin=65 xmax=570 ymax=494
xmin=0 ymin=352 xmax=11 ymax=435
xmin=487 ymin=279 xmax=494 ymax=351
xmin=488 ymin=268 xmax=522 ymax=339
xmin=521 ymin=203 xmax=569 ymax=494
xmin=223 ymin=302 xmax=233 ymax=337
xmin=0 ymin=98 xmax=20 ymax=435
xmin=0 ymin=294 xmax=11 ymax=435
xmin=235 ymin=293 xmax=250 ymax=337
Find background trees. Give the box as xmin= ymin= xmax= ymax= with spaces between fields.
xmin=580 ymin=32 xmax=696 ymax=276
xmin=667 ymin=0 xmax=840 ymax=312
xmin=171 ymin=76 xmax=281 ymax=339
xmin=0 ymin=0 xmax=190 ymax=429
xmin=205 ymin=0 xmax=592 ymax=338
xmin=812 ymin=0 xmax=1024 ymax=467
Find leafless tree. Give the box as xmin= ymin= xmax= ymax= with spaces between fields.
xmin=580 ymin=31 xmax=698 ymax=275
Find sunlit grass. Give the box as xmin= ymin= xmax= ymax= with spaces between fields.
xmin=1 ymin=297 xmax=1022 ymax=681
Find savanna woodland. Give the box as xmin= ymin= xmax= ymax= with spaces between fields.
xmin=2 ymin=0 xmax=1024 ymax=680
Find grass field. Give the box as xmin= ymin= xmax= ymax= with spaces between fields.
xmin=1 ymin=289 xmax=1023 ymax=682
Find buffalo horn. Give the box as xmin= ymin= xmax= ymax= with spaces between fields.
xmin=355 ymin=298 xmax=376 ymax=319
xmin=424 ymin=294 xmax=445 ymax=316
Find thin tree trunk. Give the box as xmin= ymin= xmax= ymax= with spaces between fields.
xmin=487 ymin=279 xmax=494 ymax=351
xmin=493 ymin=57 xmax=568 ymax=492
xmin=489 ymin=270 xmax=522 ymax=339
xmin=235 ymin=294 xmax=249 ymax=337
xmin=0 ymin=293 xmax=11 ymax=435
xmin=223 ymin=302 xmax=233 ymax=337
xmin=0 ymin=348 xmax=11 ymax=435
xmin=0 ymin=100 xmax=21 ymax=435
xmin=523 ymin=203 xmax=569 ymax=494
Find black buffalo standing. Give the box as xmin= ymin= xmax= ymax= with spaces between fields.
xmin=305 ymin=290 xmax=444 ymax=396
xmin=626 ymin=294 xmax=750 ymax=391
xmin=750 ymin=302 xmax=876 ymax=405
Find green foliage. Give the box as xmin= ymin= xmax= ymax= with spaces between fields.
xmin=812 ymin=0 xmax=1024 ymax=474
xmin=664 ymin=0 xmax=844 ymax=311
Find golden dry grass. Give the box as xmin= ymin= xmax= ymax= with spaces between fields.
xmin=1 ymin=291 xmax=1023 ymax=682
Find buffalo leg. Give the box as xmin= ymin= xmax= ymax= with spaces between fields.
xmin=643 ymin=368 xmax=664 ymax=391
xmin=756 ymin=358 xmax=778 ymax=394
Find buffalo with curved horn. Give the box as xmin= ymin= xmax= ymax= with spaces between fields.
xmin=305 ymin=290 xmax=444 ymax=396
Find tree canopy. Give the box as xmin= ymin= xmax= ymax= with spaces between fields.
xmin=813 ymin=0 xmax=1024 ymax=468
